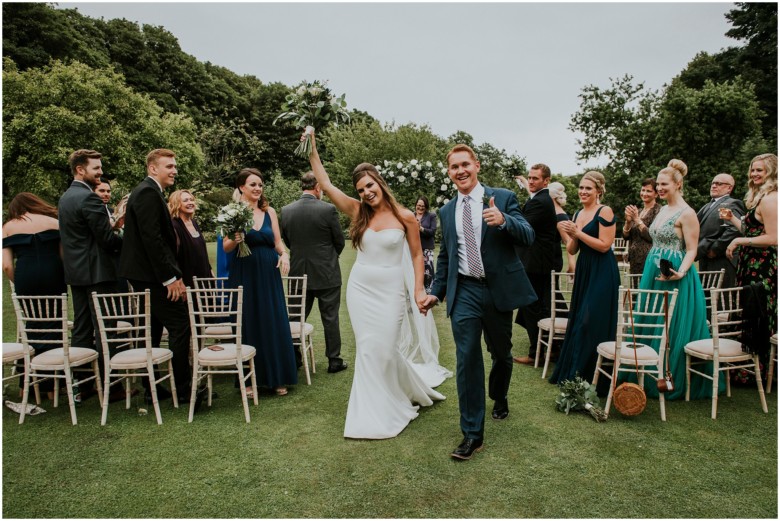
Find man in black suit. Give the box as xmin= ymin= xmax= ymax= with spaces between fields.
xmin=281 ymin=172 xmax=348 ymax=373
xmin=94 ymin=180 xmax=115 ymax=224
xmin=118 ymin=149 xmax=194 ymax=402
xmin=514 ymin=163 xmax=562 ymax=365
xmin=697 ymin=173 xmax=746 ymax=288
xmin=59 ymin=149 xmax=123 ymax=396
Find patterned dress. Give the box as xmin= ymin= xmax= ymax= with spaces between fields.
xmin=623 ymin=204 xmax=662 ymax=274
xmin=736 ymin=206 xmax=777 ymax=336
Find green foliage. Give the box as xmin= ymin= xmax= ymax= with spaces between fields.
xmin=265 ymin=171 xmax=303 ymax=213
xmin=2 ymin=58 xmax=204 ymax=204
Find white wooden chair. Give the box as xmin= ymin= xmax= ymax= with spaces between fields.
xmin=535 ymin=271 xmax=573 ymax=379
xmin=698 ymin=269 xmax=725 ymax=320
xmin=624 ymin=272 xmax=643 ymax=290
xmin=3 ymin=342 xmax=40 ymax=405
xmin=612 ymin=237 xmax=629 ymax=272
xmin=592 ymin=287 xmax=678 ymax=420
xmin=186 ymin=285 xmax=257 ymax=423
xmin=192 ymin=277 xmax=234 ymax=341
xmin=12 ymin=293 xmax=103 ymax=425
xmin=767 ymin=334 xmax=778 ymax=394
xmin=92 ymin=290 xmax=178 ymax=425
xmin=684 ymin=286 xmax=768 ymax=419
xmin=282 ymin=275 xmax=315 ymax=385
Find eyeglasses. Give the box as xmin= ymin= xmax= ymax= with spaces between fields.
xmin=711 ymin=181 xmax=733 ymax=187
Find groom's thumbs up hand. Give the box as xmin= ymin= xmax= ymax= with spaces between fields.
xmin=483 ymin=196 xmax=505 ymax=227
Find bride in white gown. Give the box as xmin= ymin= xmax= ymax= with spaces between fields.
xmin=306 ymin=129 xmax=445 ymax=439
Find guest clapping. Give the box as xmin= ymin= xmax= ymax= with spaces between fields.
xmin=168 ymin=190 xmax=213 ymax=287
xmin=622 ymin=179 xmax=661 ymax=275
xmin=414 ymin=196 xmax=437 ymax=293
xmin=223 ymin=169 xmax=297 ymax=397
xmin=550 ymin=171 xmax=619 ymax=391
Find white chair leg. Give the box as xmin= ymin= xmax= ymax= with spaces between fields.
xmin=237 ymin=361 xmax=250 ymax=423
xmin=685 ymin=354 xmax=692 ymax=402
xmin=753 ymin=355 xmax=768 ymax=413
xmin=308 ymin=335 xmax=316 ymax=373
xmin=659 ymin=391 xmax=666 ymax=422
xmin=188 ymin=365 xmax=199 ymax=423
xmin=168 ymin=360 xmax=178 ymax=408
xmin=711 ymin=363 xmax=720 ymax=420
xmin=147 ymin=364 xmax=162 ymax=425
xmin=299 ymin=338 xmax=311 ymax=386
xmin=249 ymin=359 xmax=259 ymax=406
xmin=592 ymin=356 xmax=602 ymax=387
xmin=18 ymin=369 xmax=31 ymax=425
xmin=541 ymin=331 xmax=554 ymax=380
xmin=534 ymin=329 xmax=543 ymax=368
xmin=207 ymin=374 xmax=213 ymax=407
xmin=63 ymin=370 xmax=77 ymax=425
xmin=766 ymin=345 xmax=775 ymax=394
xmin=125 ymin=372 xmax=132 ymax=410
xmin=93 ymin=360 xmax=103 ymax=408
xmin=101 ymin=369 xmax=111 ymax=426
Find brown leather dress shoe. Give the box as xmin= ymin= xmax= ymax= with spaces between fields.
xmin=513 ymin=356 xmax=535 ymax=365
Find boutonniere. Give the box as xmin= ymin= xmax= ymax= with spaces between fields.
xmin=481 ymin=194 xmax=491 ymax=207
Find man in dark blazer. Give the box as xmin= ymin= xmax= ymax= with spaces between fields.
xmin=59 ymin=149 xmax=123 ymax=396
xmin=281 ymin=172 xmax=347 ymax=373
xmin=697 ymin=173 xmax=746 ymax=288
xmin=119 ymin=149 xmax=194 ymax=403
xmin=421 ymin=144 xmax=536 ymax=461
xmin=513 ymin=163 xmax=562 ymax=365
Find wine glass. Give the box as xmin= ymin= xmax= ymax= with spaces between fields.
xmin=718 ymin=206 xmax=733 ymax=228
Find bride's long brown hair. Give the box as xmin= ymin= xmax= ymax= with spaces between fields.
xmin=350 ymin=163 xmax=405 ymax=250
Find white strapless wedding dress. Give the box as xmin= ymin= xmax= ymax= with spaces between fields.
xmin=343 ymin=228 xmax=446 ymax=439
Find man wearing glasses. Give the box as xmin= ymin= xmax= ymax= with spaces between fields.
xmin=696 ymin=173 xmax=746 ymax=288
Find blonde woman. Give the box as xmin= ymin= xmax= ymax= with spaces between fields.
xmin=550 ymin=171 xmax=619 ymax=389
xmin=168 ymin=190 xmax=213 ymax=288
xmin=634 ymin=159 xmax=721 ymax=400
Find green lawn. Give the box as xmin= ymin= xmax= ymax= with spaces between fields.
xmin=2 ymin=243 xmax=777 ymax=518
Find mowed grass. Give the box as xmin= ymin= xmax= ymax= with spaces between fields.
xmin=2 ymin=242 xmax=777 ymax=518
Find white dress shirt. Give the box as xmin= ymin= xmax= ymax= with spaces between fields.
xmin=454 ymin=183 xmax=485 ymax=277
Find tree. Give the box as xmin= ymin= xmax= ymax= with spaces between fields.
xmin=2 ymin=58 xmax=204 ymax=204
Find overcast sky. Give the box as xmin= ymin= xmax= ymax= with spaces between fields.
xmin=63 ymin=2 xmax=737 ymax=176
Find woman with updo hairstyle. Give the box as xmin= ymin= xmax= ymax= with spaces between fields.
xmin=306 ymin=129 xmax=445 ymax=439
xmin=626 ymin=158 xmax=722 ymax=400
xmin=548 ymin=181 xmax=577 ymax=274
xmin=549 ymin=171 xmax=619 ymax=393
xmin=223 ymin=167 xmax=297 ymax=397
xmin=622 ymin=178 xmax=661 ymax=274
xmin=721 ymin=153 xmax=777 ymax=368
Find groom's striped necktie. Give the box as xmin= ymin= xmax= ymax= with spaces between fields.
xmin=462 ymin=195 xmax=484 ymax=278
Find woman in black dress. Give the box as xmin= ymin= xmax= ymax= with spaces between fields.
xmin=168 ymin=190 xmax=213 ymax=287
xmin=414 ymin=196 xmax=437 ymax=293
xmin=622 ymin=178 xmax=661 ymax=274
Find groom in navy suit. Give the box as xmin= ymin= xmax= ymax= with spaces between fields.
xmin=420 ymin=144 xmax=536 ymax=460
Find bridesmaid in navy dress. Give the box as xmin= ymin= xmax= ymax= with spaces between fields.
xmin=223 ymin=169 xmax=297 ymax=397
xmin=550 ymin=172 xmax=620 ymax=393
xmin=3 ymin=193 xmax=67 ymax=394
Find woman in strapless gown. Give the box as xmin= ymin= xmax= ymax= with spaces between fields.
xmin=306 ymin=129 xmax=444 ymax=439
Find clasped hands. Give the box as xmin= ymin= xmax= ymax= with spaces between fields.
xmin=624 ymin=205 xmax=639 ymax=225
xmin=558 ymin=219 xmax=579 ymax=239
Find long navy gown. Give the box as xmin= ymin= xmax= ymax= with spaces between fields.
xmin=227 ymin=213 xmax=298 ymax=389
xmin=550 ymin=207 xmax=620 ymax=393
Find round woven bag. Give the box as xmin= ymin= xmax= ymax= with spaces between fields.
xmin=613 ymin=382 xmax=646 ymax=416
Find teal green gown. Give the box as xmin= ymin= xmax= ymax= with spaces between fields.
xmin=627 ymin=208 xmax=725 ymax=400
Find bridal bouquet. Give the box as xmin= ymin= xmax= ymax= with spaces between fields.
xmin=215 ymin=202 xmax=254 ymax=257
xmin=501 ymin=154 xmax=526 ymax=180
xmin=273 ymin=80 xmax=351 ymax=157
xmin=555 ymin=375 xmax=607 ymax=422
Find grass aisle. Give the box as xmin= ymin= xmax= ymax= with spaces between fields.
xmin=2 ymin=242 xmax=777 ymax=518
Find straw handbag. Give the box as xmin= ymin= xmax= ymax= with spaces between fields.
xmin=612 ymin=287 xmax=647 ymax=416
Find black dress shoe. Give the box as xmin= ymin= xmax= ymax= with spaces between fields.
xmin=492 ymin=400 xmax=509 ymax=420
xmin=451 ymin=438 xmax=484 ymax=460
xmin=192 ymin=386 xmax=207 ymax=413
xmin=327 ymin=361 xmax=349 ymax=374
xmin=144 ymin=385 xmax=172 ymax=405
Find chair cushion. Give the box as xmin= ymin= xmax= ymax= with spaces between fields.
xmin=197 ymin=343 xmax=256 ymax=364
xmin=597 ymin=342 xmax=659 ymax=363
xmin=290 ymin=322 xmax=314 ymax=337
xmin=3 ymin=342 xmax=28 ymax=362
xmin=204 ymin=325 xmax=233 ymax=336
xmin=115 ymin=320 xmax=133 ymax=333
xmin=684 ymin=338 xmax=747 ymax=359
xmin=31 ymin=347 xmax=98 ymax=368
xmin=110 ymin=348 xmax=173 ymax=369
xmin=538 ymin=317 xmax=568 ymax=332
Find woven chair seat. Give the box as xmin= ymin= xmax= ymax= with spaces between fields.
xmin=3 ymin=342 xmax=27 ymax=361
xmin=538 ymin=317 xmax=568 ymax=332
xmin=31 ymin=347 xmax=98 ymax=369
xmin=290 ymin=322 xmax=314 ymax=337
xmin=597 ymin=341 xmax=659 ymax=364
xmin=197 ymin=343 xmax=256 ymax=364
xmin=684 ymin=338 xmax=746 ymax=360
xmin=110 ymin=347 xmax=174 ymax=369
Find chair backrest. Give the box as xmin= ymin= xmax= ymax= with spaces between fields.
xmin=612 ymin=237 xmax=628 ymax=255
xmin=282 ymin=276 xmax=308 ymax=339
xmin=698 ymin=269 xmax=725 ymax=317
xmin=710 ymin=286 xmax=744 ymax=343
xmin=549 ymin=271 xmax=574 ymax=320
xmin=625 ymin=273 xmax=643 ymax=290
xmin=192 ymin=277 xmax=231 ymax=316
xmin=186 ymin=286 xmax=244 ymax=356
xmin=614 ymin=286 xmax=679 ymax=357
xmin=11 ymin=293 xmax=70 ymax=357
xmin=92 ymin=290 xmax=151 ymax=360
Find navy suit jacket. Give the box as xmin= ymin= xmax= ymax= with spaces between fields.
xmin=431 ymin=185 xmax=537 ymax=316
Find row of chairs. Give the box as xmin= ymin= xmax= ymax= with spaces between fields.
xmin=4 ymin=276 xmax=315 ymax=426
xmin=533 ymin=268 xmax=772 ymax=420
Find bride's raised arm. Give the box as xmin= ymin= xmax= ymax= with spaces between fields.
xmin=306 ymin=129 xmax=360 ymax=220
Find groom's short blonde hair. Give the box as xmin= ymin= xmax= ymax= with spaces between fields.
xmin=446 ymin=144 xmax=478 ymax=165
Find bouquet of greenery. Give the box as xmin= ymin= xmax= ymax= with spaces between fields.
xmin=555 ymin=375 xmax=608 ymax=422
xmin=501 ymin=154 xmax=526 ymax=180
xmin=215 ymin=202 xmax=254 ymax=257
xmin=273 ymin=80 xmax=350 ymax=157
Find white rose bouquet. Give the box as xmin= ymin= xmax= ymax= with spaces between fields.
xmin=273 ymin=80 xmax=350 ymax=157
xmin=216 ymin=201 xmax=254 ymax=257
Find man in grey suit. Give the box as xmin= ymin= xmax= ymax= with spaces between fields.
xmin=281 ymin=172 xmax=348 ymax=373
xmin=697 ymin=173 xmax=746 ymax=288
xmin=58 ymin=149 xmax=123 ymax=395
